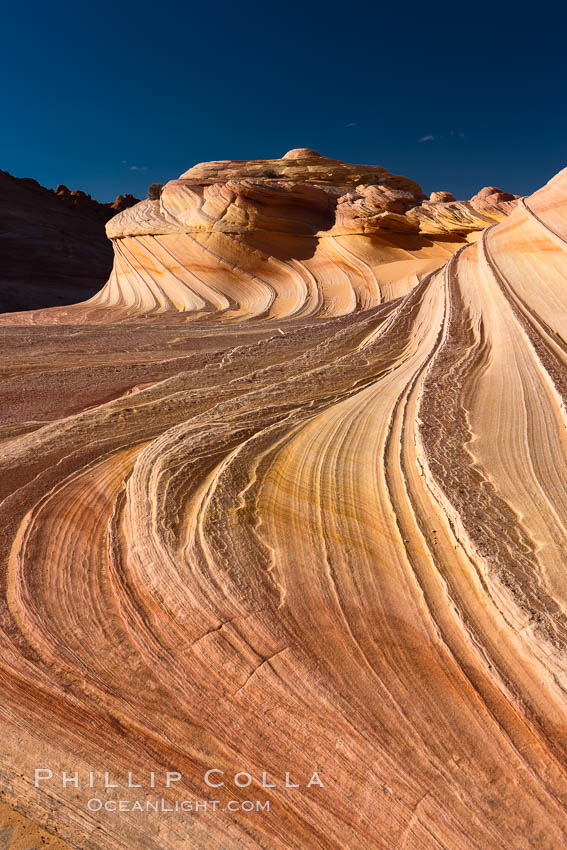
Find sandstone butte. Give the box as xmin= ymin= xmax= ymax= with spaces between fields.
xmin=0 ymin=148 xmax=567 ymax=849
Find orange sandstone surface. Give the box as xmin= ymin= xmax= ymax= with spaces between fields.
xmin=0 ymin=152 xmax=566 ymax=849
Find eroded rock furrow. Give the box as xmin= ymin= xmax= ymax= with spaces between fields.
xmin=1 ymin=155 xmax=566 ymax=849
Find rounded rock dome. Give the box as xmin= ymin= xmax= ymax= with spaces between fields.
xmin=282 ymin=148 xmax=325 ymax=160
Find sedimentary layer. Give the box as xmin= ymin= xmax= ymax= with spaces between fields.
xmin=0 ymin=158 xmax=566 ymax=849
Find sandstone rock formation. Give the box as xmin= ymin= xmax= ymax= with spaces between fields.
xmin=0 ymin=171 xmax=139 ymax=312
xmin=108 ymin=192 xmax=140 ymax=212
xmin=2 ymin=154 xmax=565 ymax=850
xmin=3 ymin=150 xmax=518 ymax=324
xmin=429 ymin=190 xmax=456 ymax=203
xmin=96 ymin=151 xmax=518 ymax=317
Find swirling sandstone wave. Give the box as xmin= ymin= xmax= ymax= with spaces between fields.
xmin=0 ymin=158 xmax=566 ymax=849
xmin=2 ymin=150 xmax=516 ymax=325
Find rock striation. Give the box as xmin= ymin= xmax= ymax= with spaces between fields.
xmin=0 ymin=170 xmax=139 ymax=312
xmin=10 ymin=149 xmax=513 ymax=323
xmin=2 ymin=153 xmax=566 ymax=850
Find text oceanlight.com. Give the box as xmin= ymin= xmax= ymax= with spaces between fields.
xmin=87 ymin=798 xmax=271 ymax=813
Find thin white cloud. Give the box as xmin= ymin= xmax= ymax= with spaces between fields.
xmin=419 ymin=132 xmax=464 ymax=143
xmin=129 ymin=165 xmax=147 ymax=171
xmin=345 ymin=122 xmax=358 ymax=128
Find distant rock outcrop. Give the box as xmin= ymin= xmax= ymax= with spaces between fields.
xmin=109 ymin=193 xmax=140 ymax=212
xmin=0 ymin=171 xmax=139 ymax=312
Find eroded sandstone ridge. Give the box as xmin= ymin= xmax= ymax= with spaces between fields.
xmin=1 ymin=154 xmax=567 ymax=849
xmin=3 ymin=148 xmax=514 ymax=324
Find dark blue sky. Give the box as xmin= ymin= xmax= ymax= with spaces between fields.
xmin=3 ymin=0 xmax=565 ymax=202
